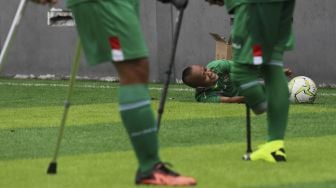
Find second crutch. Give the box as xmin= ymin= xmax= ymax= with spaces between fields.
xmin=0 ymin=0 xmax=28 ymax=71
xmin=242 ymin=104 xmax=252 ymax=160
xmin=47 ymin=40 xmax=81 ymax=174
xmin=157 ymin=0 xmax=188 ymax=130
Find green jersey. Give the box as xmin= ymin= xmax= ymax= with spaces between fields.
xmin=195 ymin=59 xmax=239 ymax=103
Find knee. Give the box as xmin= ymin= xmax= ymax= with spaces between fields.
xmin=238 ymin=81 xmax=267 ymax=115
xmin=115 ymin=58 xmax=149 ymax=84
xmin=251 ymin=101 xmax=267 ymax=115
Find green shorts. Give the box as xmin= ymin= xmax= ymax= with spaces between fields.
xmin=230 ymin=1 xmax=295 ymax=65
xmin=69 ymin=0 xmax=148 ymax=65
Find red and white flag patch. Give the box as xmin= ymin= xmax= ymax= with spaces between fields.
xmin=109 ymin=36 xmax=124 ymax=61
xmin=252 ymin=44 xmax=263 ymax=65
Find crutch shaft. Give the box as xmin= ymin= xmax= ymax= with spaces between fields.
xmin=246 ymin=104 xmax=252 ymax=153
xmin=157 ymin=6 xmax=186 ymax=129
xmin=0 ymin=0 xmax=27 ymax=70
xmin=47 ymin=40 xmax=81 ymax=174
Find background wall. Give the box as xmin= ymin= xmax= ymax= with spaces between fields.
xmin=0 ymin=0 xmax=335 ymax=85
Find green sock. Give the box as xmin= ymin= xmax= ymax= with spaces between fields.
xmin=118 ymin=84 xmax=160 ymax=173
xmin=263 ymin=64 xmax=289 ymax=141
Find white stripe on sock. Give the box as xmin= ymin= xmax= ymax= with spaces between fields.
xmin=269 ymin=60 xmax=284 ymax=67
xmin=119 ymin=100 xmax=150 ymax=111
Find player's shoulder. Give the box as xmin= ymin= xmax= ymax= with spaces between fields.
xmin=207 ymin=59 xmax=232 ymax=72
xmin=208 ymin=59 xmax=231 ymax=66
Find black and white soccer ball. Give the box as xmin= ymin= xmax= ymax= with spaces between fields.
xmin=288 ymin=76 xmax=317 ymax=103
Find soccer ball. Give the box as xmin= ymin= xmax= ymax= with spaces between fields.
xmin=288 ymin=76 xmax=317 ymax=103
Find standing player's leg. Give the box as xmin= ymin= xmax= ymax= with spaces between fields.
xmin=249 ymin=1 xmax=295 ymax=162
xmin=249 ymin=62 xmax=289 ymax=162
xmin=70 ymin=0 xmax=196 ymax=186
xmin=230 ymin=2 xmax=295 ymax=162
xmin=115 ymin=60 xmax=196 ymax=186
xmin=249 ymin=62 xmax=288 ymax=163
xmin=264 ymin=62 xmax=289 ymax=141
xmin=114 ymin=59 xmax=160 ymax=175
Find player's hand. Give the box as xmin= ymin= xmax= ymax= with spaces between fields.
xmin=30 ymin=0 xmax=58 ymax=5
xmin=221 ymin=96 xmax=245 ymax=103
xmin=284 ymin=68 xmax=293 ymax=77
xmin=157 ymin=0 xmax=188 ymax=10
xmin=205 ymin=0 xmax=225 ymax=6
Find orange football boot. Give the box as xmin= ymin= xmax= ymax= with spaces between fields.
xmin=135 ymin=163 xmax=197 ymax=186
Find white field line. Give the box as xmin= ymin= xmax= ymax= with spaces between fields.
xmin=319 ymin=93 xmax=336 ymax=96
xmin=0 ymin=82 xmax=194 ymax=92
xmin=1 ymin=82 xmax=335 ymax=96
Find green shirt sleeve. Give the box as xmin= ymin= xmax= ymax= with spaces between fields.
xmin=194 ymin=84 xmax=224 ymax=103
xmin=206 ymin=59 xmax=232 ymax=74
xmin=195 ymin=90 xmax=222 ymax=103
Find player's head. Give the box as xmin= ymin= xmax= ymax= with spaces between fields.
xmin=182 ymin=65 xmax=219 ymax=88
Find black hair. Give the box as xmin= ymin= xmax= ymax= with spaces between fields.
xmin=182 ymin=66 xmax=196 ymax=88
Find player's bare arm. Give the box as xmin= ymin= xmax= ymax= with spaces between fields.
xmin=284 ymin=68 xmax=293 ymax=77
xmin=220 ymin=96 xmax=245 ymax=103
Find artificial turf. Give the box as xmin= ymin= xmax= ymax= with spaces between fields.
xmin=0 ymin=78 xmax=335 ymax=187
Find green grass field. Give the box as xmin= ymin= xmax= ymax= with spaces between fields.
xmin=1 ymin=78 xmax=336 ymax=188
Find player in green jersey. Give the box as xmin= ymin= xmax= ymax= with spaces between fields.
xmin=205 ymin=0 xmax=295 ymax=162
xmin=182 ymin=59 xmax=245 ymax=103
xmin=31 ymin=0 xmax=196 ymax=186
xmin=182 ymin=59 xmax=292 ymax=103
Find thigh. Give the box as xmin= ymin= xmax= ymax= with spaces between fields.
xmin=231 ymin=2 xmax=293 ymax=65
xmin=231 ymin=4 xmax=273 ymax=65
xmin=231 ymin=4 xmax=255 ymax=65
xmin=70 ymin=0 xmax=148 ymax=65
xmin=230 ymin=63 xmax=262 ymax=84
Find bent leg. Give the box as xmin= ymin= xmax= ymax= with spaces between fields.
xmin=230 ymin=63 xmax=267 ymax=114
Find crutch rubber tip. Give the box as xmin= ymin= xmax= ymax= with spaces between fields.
xmin=47 ymin=162 xmax=57 ymax=174
xmin=242 ymin=153 xmax=251 ymax=161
